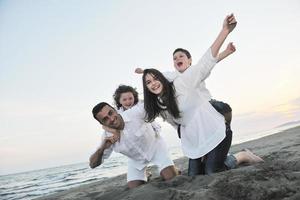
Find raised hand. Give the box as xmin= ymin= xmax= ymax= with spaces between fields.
xmin=223 ymin=13 xmax=237 ymax=33
xmin=225 ymin=42 xmax=236 ymax=54
xmin=135 ymin=68 xmax=144 ymax=74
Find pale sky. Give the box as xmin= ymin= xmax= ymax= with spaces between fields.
xmin=1 ymin=0 xmax=300 ymax=175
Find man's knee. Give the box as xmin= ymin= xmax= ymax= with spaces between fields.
xmin=160 ymin=165 xmax=178 ymax=180
xmin=127 ymin=180 xmax=145 ymax=189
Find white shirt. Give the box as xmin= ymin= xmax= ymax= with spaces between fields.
xmin=163 ymin=50 xmax=214 ymax=101
xmin=162 ymin=48 xmax=226 ymax=159
xmin=101 ymin=103 xmax=164 ymax=170
xmin=118 ymin=102 xmax=161 ymax=137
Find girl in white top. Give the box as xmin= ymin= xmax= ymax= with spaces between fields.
xmin=113 ymin=85 xmax=161 ymax=134
xmin=142 ymin=50 xmax=226 ymax=160
xmin=142 ymin=14 xmax=263 ymax=175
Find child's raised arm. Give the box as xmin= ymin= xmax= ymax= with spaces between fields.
xmin=211 ymin=14 xmax=237 ymax=58
xmin=217 ymin=42 xmax=236 ymax=63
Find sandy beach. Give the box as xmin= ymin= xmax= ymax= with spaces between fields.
xmin=37 ymin=126 xmax=300 ymax=200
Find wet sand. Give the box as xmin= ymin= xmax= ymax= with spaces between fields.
xmin=37 ymin=126 xmax=300 ymax=200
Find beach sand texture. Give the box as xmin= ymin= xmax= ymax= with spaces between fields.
xmin=38 ymin=126 xmax=300 ymax=200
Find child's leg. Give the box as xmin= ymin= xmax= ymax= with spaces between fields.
xmin=209 ymin=99 xmax=232 ymax=125
xmin=224 ymin=149 xmax=264 ymax=170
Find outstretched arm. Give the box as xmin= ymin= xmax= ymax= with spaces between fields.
xmin=89 ymin=136 xmax=115 ymax=168
xmin=217 ymin=42 xmax=236 ymax=63
xmin=211 ymin=13 xmax=237 ymax=58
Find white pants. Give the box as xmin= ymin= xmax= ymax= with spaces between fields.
xmin=126 ymin=139 xmax=174 ymax=182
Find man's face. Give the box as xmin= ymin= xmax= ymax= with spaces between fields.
xmin=96 ymin=105 xmax=123 ymax=129
xmin=173 ymin=51 xmax=192 ymax=73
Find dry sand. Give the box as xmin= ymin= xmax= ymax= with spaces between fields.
xmin=37 ymin=126 xmax=300 ymax=200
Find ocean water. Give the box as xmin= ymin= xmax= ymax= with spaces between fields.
xmin=1 ymin=123 xmax=299 ymax=200
xmin=0 ymin=145 xmax=184 ymax=200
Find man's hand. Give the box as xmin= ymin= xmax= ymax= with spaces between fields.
xmin=135 ymin=68 xmax=144 ymax=74
xmin=102 ymin=136 xmax=116 ymax=149
xmin=223 ymin=13 xmax=237 ymax=33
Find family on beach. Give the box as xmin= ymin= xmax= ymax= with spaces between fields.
xmin=89 ymin=14 xmax=263 ymax=189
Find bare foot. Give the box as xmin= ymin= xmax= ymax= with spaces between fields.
xmin=242 ymin=148 xmax=264 ymax=164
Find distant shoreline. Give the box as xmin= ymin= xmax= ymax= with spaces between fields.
xmin=4 ymin=121 xmax=299 ymax=177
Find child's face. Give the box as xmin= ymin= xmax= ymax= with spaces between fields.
xmin=173 ymin=51 xmax=192 ymax=73
xmin=145 ymin=73 xmax=163 ymax=95
xmin=119 ymin=92 xmax=135 ymax=110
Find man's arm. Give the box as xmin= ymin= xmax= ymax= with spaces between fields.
xmin=211 ymin=13 xmax=237 ymax=58
xmin=217 ymin=42 xmax=236 ymax=63
xmin=89 ymin=137 xmax=114 ymax=169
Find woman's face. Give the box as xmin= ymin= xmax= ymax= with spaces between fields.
xmin=145 ymin=73 xmax=163 ymax=95
xmin=119 ymin=92 xmax=135 ymax=110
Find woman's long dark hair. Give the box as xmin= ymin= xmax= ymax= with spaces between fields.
xmin=142 ymin=68 xmax=180 ymax=122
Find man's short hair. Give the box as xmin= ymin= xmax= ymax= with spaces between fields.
xmin=173 ymin=48 xmax=192 ymax=59
xmin=92 ymin=102 xmax=114 ymax=123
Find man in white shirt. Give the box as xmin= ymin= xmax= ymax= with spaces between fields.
xmin=89 ymin=102 xmax=178 ymax=188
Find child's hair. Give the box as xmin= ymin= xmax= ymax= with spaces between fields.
xmin=113 ymin=85 xmax=139 ymax=109
xmin=173 ymin=48 xmax=192 ymax=59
